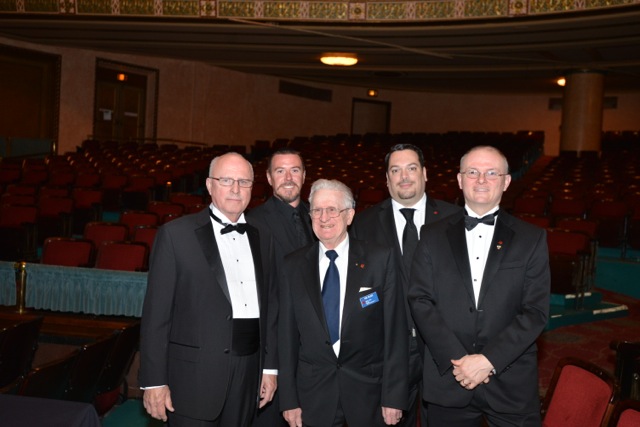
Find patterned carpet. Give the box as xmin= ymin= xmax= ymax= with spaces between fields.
xmin=537 ymin=288 xmax=640 ymax=397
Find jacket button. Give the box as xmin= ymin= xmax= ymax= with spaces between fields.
xmin=469 ymin=307 xmax=474 ymax=313
xmin=224 ymin=348 xmax=230 ymax=354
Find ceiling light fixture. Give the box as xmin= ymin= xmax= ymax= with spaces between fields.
xmin=557 ymin=77 xmax=566 ymax=87
xmin=320 ymin=52 xmax=358 ymax=66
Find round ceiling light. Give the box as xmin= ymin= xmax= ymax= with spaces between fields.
xmin=320 ymin=53 xmax=358 ymax=66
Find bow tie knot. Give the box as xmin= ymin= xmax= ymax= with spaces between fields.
xmin=221 ymin=223 xmax=247 ymax=234
xmin=209 ymin=208 xmax=247 ymax=234
xmin=464 ymin=210 xmax=499 ymax=231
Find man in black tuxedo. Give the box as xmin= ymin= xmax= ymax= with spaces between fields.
xmin=350 ymin=143 xmax=461 ymax=426
xmin=408 ymin=146 xmax=550 ymax=427
xmin=139 ymin=152 xmax=277 ymax=427
xmin=279 ymin=179 xmax=408 ymax=427
xmin=246 ymin=149 xmax=314 ymax=426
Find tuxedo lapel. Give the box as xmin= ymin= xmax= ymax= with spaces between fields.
xmin=342 ymin=241 xmax=366 ymax=327
xmin=379 ymin=200 xmax=402 ymax=254
xmin=195 ymin=210 xmax=231 ymax=304
xmin=477 ymin=214 xmax=514 ymax=307
xmin=379 ymin=200 xmax=408 ymax=285
xmin=303 ymin=244 xmax=328 ymax=337
xmin=446 ymin=215 xmax=475 ymax=304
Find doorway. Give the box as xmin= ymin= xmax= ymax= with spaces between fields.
xmin=351 ymin=98 xmax=391 ymax=135
xmin=93 ymin=60 xmax=158 ymax=142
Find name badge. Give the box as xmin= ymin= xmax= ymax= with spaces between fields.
xmin=360 ymin=292 xmax=379 ymax=308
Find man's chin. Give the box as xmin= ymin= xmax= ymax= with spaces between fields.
xmin=276 ymin=192 xmax=300 ymax=204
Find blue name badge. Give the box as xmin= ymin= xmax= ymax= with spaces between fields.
xmin=360 ymin=292 xmax=379 ymax=308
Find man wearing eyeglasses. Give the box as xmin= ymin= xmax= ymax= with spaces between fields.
xmin=246 ymin=149 xmax=314 ymax=427
xmin=279 ymin=179 xmax=408 ymax=427
xmin=408 ymin=146 xmax=550 ymax=427
xmin=350 ymin=143 xmax=461 ymax=426
xmin=140 ymin=152 xmax=277 ymax=427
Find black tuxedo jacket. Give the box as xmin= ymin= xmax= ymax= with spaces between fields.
xmin=408 ymin=210 xmax=550 ymax=413
xmin=278 ymin=238 xmax=409 ymax=427
xmin=139 ymin=208 xmax=276 ymax=421
xmin=350 ymin=195 xmax=462 ymax=328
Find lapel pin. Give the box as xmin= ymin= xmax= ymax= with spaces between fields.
xmin=496 ymin=240 xmax=503 ymax=250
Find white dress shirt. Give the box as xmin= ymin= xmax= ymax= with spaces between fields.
xmin=209 ymin=204 xmax=259 ymax=319
xmin=464 ymin=205 xmax=499 ymax=307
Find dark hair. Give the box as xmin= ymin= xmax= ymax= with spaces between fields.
xmin=384 ymin=144 xmax=425 ymax=170
xmin=268 ymin=149 xmax=305 ymax=172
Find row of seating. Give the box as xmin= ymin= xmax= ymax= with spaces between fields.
xmin=0 ymin=316 xmax=140 ymax=416
xmin=542 ymin=356 xmax=640 ymax=427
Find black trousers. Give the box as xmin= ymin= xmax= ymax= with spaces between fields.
xmin=169 ymin=352 xmax=260 ymax=427
xmin=426 ymin=386 xmax=541 ymax=427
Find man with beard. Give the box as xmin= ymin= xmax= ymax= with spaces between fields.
xmin=246 ymin=149 xmax=314 ymax=426
xmin=351 ymin=143 xmax=461 ymax=426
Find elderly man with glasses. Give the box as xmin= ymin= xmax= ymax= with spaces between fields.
xmin=278 ymin=179 xmax=409 ymax=427
xmin=139 ymin=152 xmax=277 ymax=427
xmin=408 ymin=146 xmax=550 ymax=427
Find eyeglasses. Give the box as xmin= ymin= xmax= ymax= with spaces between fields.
xmin=208 ymin=177 xmax=253 ymax=188
xmin=460 ymin=169 xmax=508 ymax=181
xmin=309 ymin=207 xmax=350 ymax=219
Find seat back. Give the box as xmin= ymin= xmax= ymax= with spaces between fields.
xmin=0 ymin=316 xmax=44 ymax=387
xmin=513 ymin=196 xmax=548 ymax=216
xmin=17 ymin=350 xmax=80 ymax=399
xmin=607 ymin=399 xmax=640 ymax=427
xmin=119 ymin=210 xmax=158 ymax=235
xmin=147 ymin=201 xmax=184 ymax=223
xmin=95 ymin=322 xmax=140 ymax=394
xmin=66 ymin=333 xmax=119 ymax=402
xmin=0 ymin=204 xmax=37 ymax=227
xmin=41 ymin=237 xmax=95 ymax=267
xmin=83 ymin=221 xmax=129 ymax=249
xmin=95 ymin=241 xmax=149 ymax=271
xmin=131 ymin=225 xmax=159 ymax=251
xmin=542 ymin=357 xmax=617 ymax=427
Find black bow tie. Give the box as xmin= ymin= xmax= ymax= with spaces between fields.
xmin=464 ymin=210 xmax=499 ymax=231
xmin=209 ymin=209 xmax=247 ymax=235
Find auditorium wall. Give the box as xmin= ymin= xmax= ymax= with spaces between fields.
xmin=2 ymin=36 xmax=639 ymax=158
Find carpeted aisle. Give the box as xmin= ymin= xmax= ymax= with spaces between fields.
xmin=537 ymin=288 xmax=640 ymax=397
xmin=101 ymin=399 xmax=164 ymax=427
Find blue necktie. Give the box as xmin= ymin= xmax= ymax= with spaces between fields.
xmin=322 ymin=250 xmax=340 ymax=345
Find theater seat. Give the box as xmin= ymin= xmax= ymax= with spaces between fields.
xmin=95 ymin=241 xmax=149 ymax=272
xmin=541 ymin=357 xmax=617 ymax=427
xmin=606 ymin=399 xmax=640 ymax=427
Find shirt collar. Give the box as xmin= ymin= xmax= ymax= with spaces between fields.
xmin=464 ymin=204 xmax=500 ymax=219
xmin=390 ymin=193 xmax=427 ymax=212
xmin=319 ymin=235 xmax=349 ymax=260
xmin=209 ymin=203 xmax=246 ymax=225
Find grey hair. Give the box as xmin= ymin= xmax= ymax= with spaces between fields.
xmin=308 ymin=179 xmax=355 ymax=210
xmin=459 ymin=145 xmax=510 ymax=173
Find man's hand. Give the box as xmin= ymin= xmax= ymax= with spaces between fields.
xmin=451 ymin=354 xmax=494 ymax=390
xmin=283 ymin=408 xmax=303 ymax=427
xmin=143 ymin=386 xmax=174 ymax=422
xmin=382 ymin=407 xmax=403 ymax=425
xmin=259 ymin=374 xmax=277 ymax=408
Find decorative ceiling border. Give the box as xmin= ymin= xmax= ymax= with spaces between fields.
xmin=1 ymin=0 xmax=638 ymax=20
